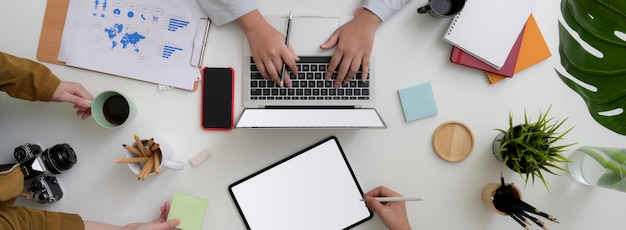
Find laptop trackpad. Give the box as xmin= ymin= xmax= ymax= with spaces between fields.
xmin=280 ymin=16 xmax=340 ymax=56
xmin=236 ymin=109 xmax=386 ymax=128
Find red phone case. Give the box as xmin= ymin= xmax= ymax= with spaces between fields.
xmin=201 ymin=66 xmax=235 ymax=130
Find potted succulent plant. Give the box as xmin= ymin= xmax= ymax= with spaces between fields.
xmin=493 ymin=106 xmax=576 ymax=191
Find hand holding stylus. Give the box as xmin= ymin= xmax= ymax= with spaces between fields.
xmin=363 ymin=186 xmax=413 ymax=230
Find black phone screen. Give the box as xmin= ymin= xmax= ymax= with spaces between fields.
xmin=202 ymin=67 xmax=234 ymax=130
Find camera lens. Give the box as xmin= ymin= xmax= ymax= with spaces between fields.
xmin=37 ymin=193 xmax=49 ymax=203
xmin=42 ymin=144 xmax=77 ymax=174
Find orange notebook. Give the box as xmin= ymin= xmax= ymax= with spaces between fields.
xmin=486 ymin=14 xmax=551 ymax=84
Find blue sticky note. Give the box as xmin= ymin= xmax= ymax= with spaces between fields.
xmin=398 ymin=82 xmax=438 ymax=122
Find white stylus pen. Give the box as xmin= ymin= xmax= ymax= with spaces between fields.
xmin=360 ymin=197 xmax=425 ymax=202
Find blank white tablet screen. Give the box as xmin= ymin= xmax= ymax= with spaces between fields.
xmin=229 ymin=137 xmax=372 ymax=230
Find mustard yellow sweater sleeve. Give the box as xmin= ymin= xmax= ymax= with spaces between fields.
xmin=0 ymin=206 xmax=85 ymax=230
xmin=0 ymin=51 xmax=61 ymax=101
xmin=0 ymin=164 xmax=85 ymax=230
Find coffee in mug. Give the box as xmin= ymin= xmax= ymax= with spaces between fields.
xmin=417 ymin=0 xmax=466 ymax=18
xmin=91 ymin=91 xmax=136 ymax=129
xmin=102 ymin=95 xmax=130 ymax=125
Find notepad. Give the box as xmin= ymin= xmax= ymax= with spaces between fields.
xmin=443 ymin=0 xmax=537 ymax=70
xmin=229 ymin=136 xmax=372 ymax=230
xmin=167 ymin=192 xmax=209 ymax=230
xmin=398 ymin=82 xmax=438 ymax=122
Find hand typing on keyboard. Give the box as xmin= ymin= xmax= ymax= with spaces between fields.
xmin=320 ymin=8 xmax=381 ymax=88
xmin=236 ymin=8 xmax=382 ymax=89
xmin=236 ymin=10 xmax=300 ymax=87
xmin=249 ymin=56 xmax=371 ymax=102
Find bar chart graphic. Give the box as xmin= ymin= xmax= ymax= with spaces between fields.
xmin=162 ymin=45 xmax=183 ymax=59
xmin=167 ymin=18 xmax=190 ymax=32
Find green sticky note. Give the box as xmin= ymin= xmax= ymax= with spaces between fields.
xmin=398 ymin=82 xmax=438 ymax=122
xmin=167 ymin=192 xmax=209 ymax=230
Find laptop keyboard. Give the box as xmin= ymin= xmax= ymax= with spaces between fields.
xmin=249 ymin=56 xmax=370 ymax=101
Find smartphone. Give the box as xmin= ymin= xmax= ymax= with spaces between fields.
xmin=201 ymin=67 xmax=234 ymax=130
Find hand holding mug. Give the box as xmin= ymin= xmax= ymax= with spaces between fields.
xmin=90 ymin=91 xmax=136 ymax=128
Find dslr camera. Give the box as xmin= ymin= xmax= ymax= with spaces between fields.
xmin=13 ymin=143 xmax=77 ymax=204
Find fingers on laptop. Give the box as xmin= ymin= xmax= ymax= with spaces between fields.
xmin=283 ymin=50 xmax=299 ymax=88
xmin=360 ymin=56 xmax=371 ymax=82
xmin=328 ymin=56 xmax=359 ymax=88
xmin=325 ymin=56 xmax=341 ymax=86
xmin=335 ymin=60 xmax=352 ymax=87
xmin=263 ymin=63 xmax=278 ymax=84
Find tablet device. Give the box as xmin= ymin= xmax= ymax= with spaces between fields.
xmin=229 ymin=136 xmax=372 ymax=230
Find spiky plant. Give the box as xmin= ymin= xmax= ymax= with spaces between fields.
xmin=494 ymin=106 xmax=576 ymax=191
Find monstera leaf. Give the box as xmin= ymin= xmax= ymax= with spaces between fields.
xmin=556 ymin=0 xmax=626 ymax=135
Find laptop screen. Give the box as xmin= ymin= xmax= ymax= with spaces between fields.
xmin=235 ymin=108 xmax=386 ymax=128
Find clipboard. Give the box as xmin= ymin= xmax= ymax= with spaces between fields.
xmin=36 ymin=0 xmax=203 ymax=91
xmin=229 ymin=136 xmax=372 ymax=230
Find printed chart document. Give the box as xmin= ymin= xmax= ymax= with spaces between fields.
xmin=59 ymin=0 xmax=208 ymax=90
xmin=229 ymin=136 xmax=372 ymax=230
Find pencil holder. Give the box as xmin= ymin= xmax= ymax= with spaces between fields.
xmin=481 ymin=176 xmax=560 ymax=229
xmin=481 ymin=183 xmax=521 ymax=215
xmin=117 ymin=135 xmax=185 ymax=180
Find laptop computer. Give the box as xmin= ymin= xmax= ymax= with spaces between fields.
xmin=236 ymin=15 xmax=386 ymax=129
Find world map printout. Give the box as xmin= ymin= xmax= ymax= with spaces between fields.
xmin=58 ymin=0 xmax=208 ymax=90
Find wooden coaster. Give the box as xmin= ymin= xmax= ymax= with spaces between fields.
xmin=432 ymin=121 xmax=474 ymax=162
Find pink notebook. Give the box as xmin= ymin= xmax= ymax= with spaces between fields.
xmin=450 ymin=27 xmax=525 ymax=78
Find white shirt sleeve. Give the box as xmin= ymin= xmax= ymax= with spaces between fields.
xmin=197 ymin=0 xmax=258 ymax=26
xmin=199 ymin=0 xmax=412 ymax=26
xmin=362 ymin=0 xmax=413 ymax=21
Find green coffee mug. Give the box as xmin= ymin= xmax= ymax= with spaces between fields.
xmin=90 ymin=91 xmax=136 ymax=129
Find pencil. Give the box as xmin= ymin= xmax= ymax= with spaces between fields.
xmin=133 ymin=133 xmax=149 ymax=156
xmin=123 ymin=144 xmax=143 ymax=156
xmin=280 ymin=11 xmax=293 ymax=87
xmin=150 ymin=143 xmax=160 ymax=151
xmin=511 ymin=211 xmax=532 ymax=226
xmin=153 ymin=150 xmax=161 ymax=175
xmin=510 ymin=198 xmax=559 ymax=223
xmin=534 ymin=209 xmax=559 ymax=223
xmin=144 ymin=146 xmax=152 ymax=156
xmin=146 ymin=138 xmax=155 ymax=149
xmin=509 ymin=213 xmax=530 ymax=230
xmin=519 ymin=210 xmax=547 ymax=229
xmin=360 ymin=197 xmax=425 ymax=202
xmin=114 ymin=157 xmax=149 ymax=163
xmin=138 ymin=155 xmax=155 ymax=180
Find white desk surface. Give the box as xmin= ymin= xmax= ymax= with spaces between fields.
xmin=2 ymin=0 xmax=625 ymax=229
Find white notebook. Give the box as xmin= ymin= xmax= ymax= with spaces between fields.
xmin=443 ymin=0 xmax=537 ymax=70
